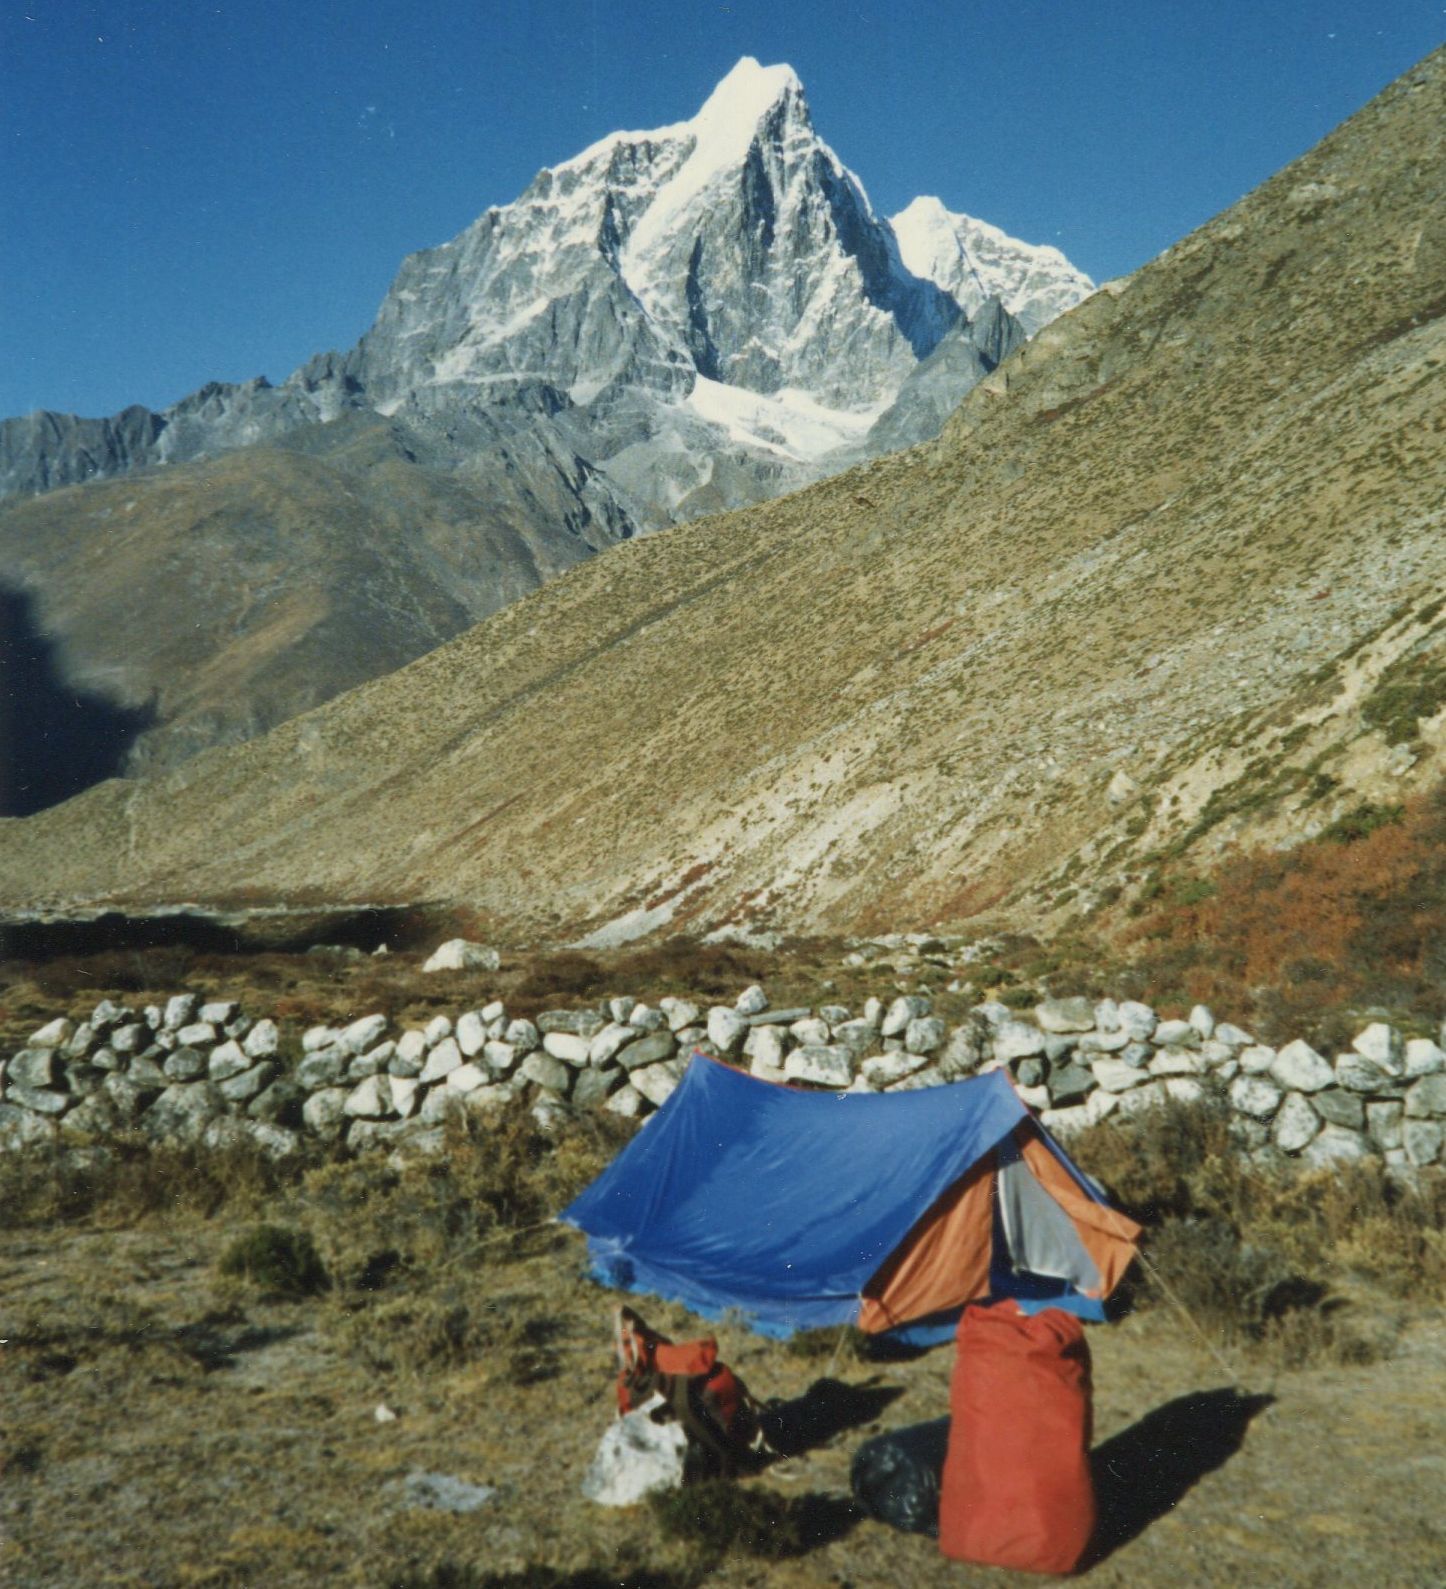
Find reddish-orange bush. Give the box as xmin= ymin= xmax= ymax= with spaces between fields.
xmin=1126 ymin=786 xmax=1446 ymax=1040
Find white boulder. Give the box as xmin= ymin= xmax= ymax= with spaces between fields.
xmin=1034 ymin=997 xmax=1095 ymax=1034
xmin=29 ymin=1017 xmax=74 ymax=1049
xmin=342 ymin=1014 xmax=389 ymax=1055
xmin=1091 ymin=1059 xmax=1151 ymax=1094
xmin=1116 ymin=1001 xmax=1158 ymax=1041
xmin=1352 ymin=1023 xmax=1404 ymax=1076
xmin=422 ymin=940 xmax=501 ymax=973
xmin=419 ymin=1038 xmax=464 ymax=1085
xmin=1270 ymin=1040 xmax=1334 ymax=1093
xmin=1301 ymin=1126 xmax=1369 ymax=1168
xmin=243 ymin=1019 xmax=280 ymax=1059
xmin=589 ymin=1023 xmax=639 ymax=1067
xmin=882 ymin=996 xmax=931 ymax=1038
xmin=904 ymin=1016 xmax=946 ymax=1055
xmin=455 ymin=1012 xmax=488 ymax=1057
xmin=1273 ymin=1092 xmax=1321 ymax=1153
xmin=344 ymin=1075 xmax=394 ymax=1119
xmin=1229 ymin=1076 xmax=1283 ymax=1118
xmin=604 ymin=1084 xmax=646 ymax=1118
xmin=543 ymin=1032 xmax=591 ymax=1066
xmin=661 ymin=998 xmax=700 ymax=1033
xmin=993 ymin=1020 xmax=1047 ymax=1063
xmin=784 ymin=1046 xmax=854 ymax=1088
xmin=735 ymin=985 xmax=769 ymax=1016
xmin=706 ymin=1007 xmax=749 ymax=1056
xmin=631 ymin=1060 xmax=685 ymax=1108
xmin=1149 ymin=1049 xmax=1209 ymax=1077
xmin=1404 ymin=1038 xmax=1446 ymax=1078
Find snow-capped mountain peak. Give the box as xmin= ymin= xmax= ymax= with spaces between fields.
xmin=350 ymin=56 xmax=961 ymax=449
xmin=557 ymin=57 xmax=803 ymax=179
xmin=891 ymin=194 xmax=1094 ymax=334
xmin=1 ymin=60 xmax=1089 ymax=528
xmin=689 ymin=56 xmax=806 ymax=144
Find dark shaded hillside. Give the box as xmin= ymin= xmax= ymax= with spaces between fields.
xmin=0 ymin=424 xmax=629 ymax=781
xmin=0 ymin=586 xmax=155 ymax=815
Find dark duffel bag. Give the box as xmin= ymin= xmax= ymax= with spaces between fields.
xmin=849 ymin=1418 xmax=950 ymax=1536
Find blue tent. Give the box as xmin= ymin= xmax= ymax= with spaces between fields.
xmin=562 ymin=1055 xmax=1140 ymax=1340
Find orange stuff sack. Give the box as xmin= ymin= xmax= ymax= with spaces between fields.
xmin=938 ymin=1300 xmax=1095 ymax=1575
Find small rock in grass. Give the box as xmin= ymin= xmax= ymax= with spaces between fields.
xmin=422 ymin=940 xmax=500 ymax=974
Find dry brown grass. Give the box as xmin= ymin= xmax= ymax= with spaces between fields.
xmin=1070 ymin=1098 xmax=1446 ymax=1367
xmin=302 ymin=1107 xmax=635 ymax=1389
xmin=2 ymin=1088 xmax=1445 ymax=1585
xmin=0 ymin=1132 xmax=309 ymax=1227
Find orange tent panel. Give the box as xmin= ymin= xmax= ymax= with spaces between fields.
xmin=860 ymin=1156 xmax=997 ymax=1332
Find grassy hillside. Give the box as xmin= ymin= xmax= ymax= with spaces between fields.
xmin=0 ymin=417 xmax=622 ymax=796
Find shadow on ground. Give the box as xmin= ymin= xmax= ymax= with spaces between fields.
xmin=1088 ymin=1387 xmax=1276 ymax=1564
xmin=172 ymin=1319 xmax=306 ymax=1373
xmin=760 ymin=1375 xmax=906 ymax=1458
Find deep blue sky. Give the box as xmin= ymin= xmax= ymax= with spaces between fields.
xmin=3 ymin=0 xmax=1441 ymax=418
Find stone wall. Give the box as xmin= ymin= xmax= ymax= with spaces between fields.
xmin=3 ymin=986 xmax=1444 ymax=1170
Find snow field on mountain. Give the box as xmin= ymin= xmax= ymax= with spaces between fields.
xmin=684 ymin=376 xmax=887 ymax=461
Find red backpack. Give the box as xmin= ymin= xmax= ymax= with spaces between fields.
xmin=614 ymin=1305 xmax=760 ymax=1472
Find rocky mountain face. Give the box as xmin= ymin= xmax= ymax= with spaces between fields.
xmin=853 ymin=299 xmax=1026 ymax=457
xmin=0 ymin=59 xmax=1088 ymax=793
xmin=6 ymin=48 xmax=1441 ymax=934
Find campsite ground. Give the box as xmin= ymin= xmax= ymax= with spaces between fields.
xmin=3 ymin=938 xmax=1444 ymax=1586
xmin=3 ymin=1179 xmax=1445 ymax=1587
